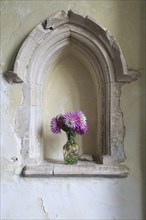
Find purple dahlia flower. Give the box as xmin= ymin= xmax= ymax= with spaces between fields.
xmin=76 ymin=111 xmax=87 ymax=127
xmin=50 ymin=111 xmax=88 ymax=135
xmin=76 ymin=123 xmax=88 ymax=135
xmin=50 ymin=116 xmax=61 ymax=134
xmin=74 ymin=111 xmax=88 ymax=134
xmin=64 ymin=112 xmax=77 ymax=129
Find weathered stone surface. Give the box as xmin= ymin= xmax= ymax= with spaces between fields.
xmin=110 ymin=137 xmax=126 ymax=161
xmin=44 ymin=10 xmax=69 ymax=30
xmin=22 ymin=163 xmax=54 ymax=177
xmin=110 ymin=82 xmax=122 ymax=97
xmin=128 ymin=68 xmax=141 ymax=81
xmin=4 ymin=71 xmax=23 ymax=84
xmin=111 ymin=97 xmax=121 ymax=113
xmin=103 ymin=155 xmax=125 ymax=165
xmin=110 ymin=112 xmax=124 ymax=137
xmin=22 ymin=83 xmax=43 ymax=106
xmin=79 ymin=154 xmax=93 ymax=162
xmin=15 ymin=106 xmax=30 ymax=138
xmin=22 ymin=161 xmax=129 ymax=177
xmin=11 ymin=10 xmax=140 ymax=177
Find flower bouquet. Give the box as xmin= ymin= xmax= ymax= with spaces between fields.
xmin=50 ymin=111 xmax=88 ymax=164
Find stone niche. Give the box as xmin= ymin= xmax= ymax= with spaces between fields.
xmin=9 ymin=10 xmax=140 ymax=177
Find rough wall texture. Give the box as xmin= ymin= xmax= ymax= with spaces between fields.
xmin=1 ymin=1 xmax=146 ymax=220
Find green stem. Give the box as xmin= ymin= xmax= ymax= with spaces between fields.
xmin=66 ymin=131 xmax=76 ymax=144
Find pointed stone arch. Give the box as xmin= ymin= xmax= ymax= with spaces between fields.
xmin=12 ymin=10 xmax=140 ymax=177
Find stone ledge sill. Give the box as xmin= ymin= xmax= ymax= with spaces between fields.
xmin=22 ymin=161 xmax=129 ymax=177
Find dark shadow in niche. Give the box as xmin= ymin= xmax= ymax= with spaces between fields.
xmin=43 ymin=133 xmax=65 ymax=163
xmin=42 ymin=47 xmax=99 ymax=163
xmin=37 ymin=118 xmax=65 ymax=163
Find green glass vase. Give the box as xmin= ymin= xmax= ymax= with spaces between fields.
xmin=63 ymin=131 xmax=79 ymax=165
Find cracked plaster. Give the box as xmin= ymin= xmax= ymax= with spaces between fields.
xmin=1 ymin=1 xmax=145 ymax=220
xmin=39 ymin=197 xmax=50 ymax=220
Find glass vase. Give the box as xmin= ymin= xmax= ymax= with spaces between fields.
xmin=63 ymin=131 xmax=79 ymax=165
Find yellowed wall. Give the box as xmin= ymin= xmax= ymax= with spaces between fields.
xmin=1 ymin=1 xmax=145 ymax=219
xmin=43 ymin=47 xmax=99 ymax=161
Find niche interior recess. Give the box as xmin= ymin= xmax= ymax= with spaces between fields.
xmin=8 ymin=11 xmax=140 ymax=177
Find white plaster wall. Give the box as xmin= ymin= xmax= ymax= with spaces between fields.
xmin=1 ymin=1 xmax=145 ymax=220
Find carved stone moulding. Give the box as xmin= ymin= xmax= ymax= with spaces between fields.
xmin=9 ymin=10 xmax=140 ymax=177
